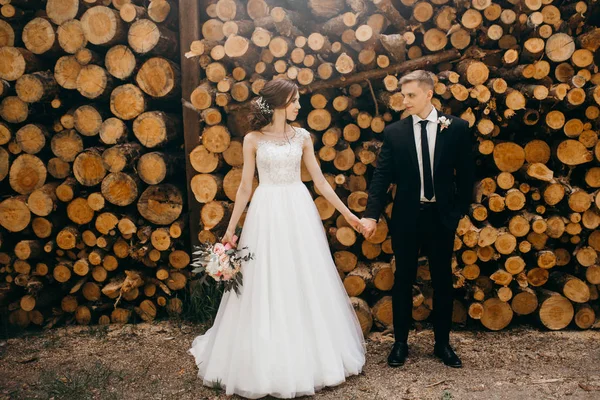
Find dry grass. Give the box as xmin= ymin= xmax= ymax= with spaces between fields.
xmin=1 ymin=320 xmax=600 ymax=400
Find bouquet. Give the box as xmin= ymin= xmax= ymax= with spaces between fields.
xmin=190 ymin=233 xmax=254 ymax=295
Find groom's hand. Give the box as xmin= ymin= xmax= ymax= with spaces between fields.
xmin=360 ymin=218 xmax=377 ymax=239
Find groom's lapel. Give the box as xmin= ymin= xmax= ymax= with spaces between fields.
xmin=402 ymin=117 xmax=419 ymax=174
xmin=433 ymin=112 xmax=446 ymax=173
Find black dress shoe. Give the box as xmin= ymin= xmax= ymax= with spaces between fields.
xmin=434 ymin=344 xmax=462 ymax=368
xmin=387 ymin=342 xmax=408 ymax=367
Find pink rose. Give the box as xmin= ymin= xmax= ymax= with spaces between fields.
xmin=222 ymin=272 xmax=232 ymax=280
xmin=213 ymin=243 xmax=225 ymax=255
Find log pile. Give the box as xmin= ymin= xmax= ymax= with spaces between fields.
xmin=0 ymin=0 xmax=189 ymax=329
xmin=189 ymin=0 xmax=600 ymax=335
xmin=2 ymin=0 xmax=600 ymax=334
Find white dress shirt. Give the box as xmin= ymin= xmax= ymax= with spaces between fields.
xmin=412 ymin=106 xmax=438 ymax=202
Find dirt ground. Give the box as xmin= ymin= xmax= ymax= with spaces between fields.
xmin=1 ymin=321 xmax=599 ymax=400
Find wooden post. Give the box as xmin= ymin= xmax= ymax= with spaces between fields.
xmin=179 ymin=0 xmax=202 ymax=252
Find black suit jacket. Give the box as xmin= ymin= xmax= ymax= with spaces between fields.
xmin=364 ymin=112 xmax=476 ymax=234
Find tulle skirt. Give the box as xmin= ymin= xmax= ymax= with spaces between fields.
xmin=189 ymin=181 xmax=366 ymax=399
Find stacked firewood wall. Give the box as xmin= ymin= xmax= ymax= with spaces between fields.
xmin=0 ymin=0 xmax=190 ymax=329
xmin=188 ymin=0 xmax=600 ymax=334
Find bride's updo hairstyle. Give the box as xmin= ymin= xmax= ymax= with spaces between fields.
xmin=248 ymin=78 xmax=299 ymax=132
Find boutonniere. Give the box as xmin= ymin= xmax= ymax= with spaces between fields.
xmin=438 ymin=116 xmax=452 ymax=132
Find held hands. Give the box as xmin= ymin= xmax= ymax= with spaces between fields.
xmin=359 ymin=218 xmax=377 ymax=240
xmin=344 ymin=213 xmax=363 ymax=234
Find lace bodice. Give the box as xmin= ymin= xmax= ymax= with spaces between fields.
xmin=256 ymin=128 xmax=308 ymax=185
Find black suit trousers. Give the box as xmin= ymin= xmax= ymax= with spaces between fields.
xmin=392 ymin=202 xmax=455 ymax=345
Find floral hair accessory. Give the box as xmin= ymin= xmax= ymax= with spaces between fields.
xmin=256 ymin=96 xmax=273 ymax=115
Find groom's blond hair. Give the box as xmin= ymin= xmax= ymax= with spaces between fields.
xmin=399 ymin=70 xmax=435 ymax=91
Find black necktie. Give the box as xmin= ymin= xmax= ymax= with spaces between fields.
xmin=419 ymin=120 xmax=434 ymax=200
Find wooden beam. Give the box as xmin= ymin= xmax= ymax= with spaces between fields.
xmin=300 ymin=49 xmax=461 ymax=93
xmin=178 ymin=0 xmax=202 ymax=251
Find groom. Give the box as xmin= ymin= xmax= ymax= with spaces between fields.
xmin=360 ymin=70 xmax=475 ymax=368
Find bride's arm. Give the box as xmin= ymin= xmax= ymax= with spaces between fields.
xmin=223 ymin=133 xmax=257 ymax=243
xmin=301 ymin=134 xmax=362 ymax=231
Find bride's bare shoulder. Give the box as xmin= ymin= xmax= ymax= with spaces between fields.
xmin=244 ymin=131 xmax=262 ymax=143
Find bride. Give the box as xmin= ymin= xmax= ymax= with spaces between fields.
xmin=189 ymin=78 xmax=367 ymax=398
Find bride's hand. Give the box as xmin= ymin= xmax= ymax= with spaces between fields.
xmin=344 ymin=213 xmax=363 ymax=234
xmin=222 ymin=229 xmax=237 ymax=247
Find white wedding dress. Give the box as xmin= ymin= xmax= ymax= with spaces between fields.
xmin=189 ymin=128 xmax=366 ymax=399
